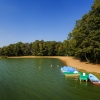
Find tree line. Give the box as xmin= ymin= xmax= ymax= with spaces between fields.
xmin=0 ymin=40 xmax=66 ymax=56
xmin=0 ymin=0 xmax=100 ymax=64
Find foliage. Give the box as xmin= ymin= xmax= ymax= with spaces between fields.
xmin=0 ymin=40 xmax=66 ymax=56
xmin=65 ymin=0 xmax=100 ymax=63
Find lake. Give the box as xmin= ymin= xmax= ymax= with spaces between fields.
xmin=0 ymin=58 xmax=100 ymax=100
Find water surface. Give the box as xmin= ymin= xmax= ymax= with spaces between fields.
xmin=0 ymin=58 xmax=100 ymax=100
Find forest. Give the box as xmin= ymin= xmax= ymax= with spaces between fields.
xmin=0 ymin=40 xmax=66 ymax=56
xmin=0 ymin=0 xmax=100 ymax=64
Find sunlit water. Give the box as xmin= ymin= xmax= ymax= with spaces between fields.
xmin=0 ymin=58 xmax=100 ymax=100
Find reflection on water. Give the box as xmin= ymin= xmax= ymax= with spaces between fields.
xmin=0 ymin=58 xmax=100 ymax=100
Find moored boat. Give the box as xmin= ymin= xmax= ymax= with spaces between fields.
xmin=88 ymin=74 xmax=100 ymax=85
xmin=61 ymin=66 xmax=80 ymax=76
xmin=79 ymin=72 xmax=89 ymax=81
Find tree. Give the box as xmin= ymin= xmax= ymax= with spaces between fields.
xmin=65 ymin=0 xmax=100 ymax=63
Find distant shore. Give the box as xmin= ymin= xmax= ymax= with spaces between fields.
xmin=8 ymin=56 xmax=100 ymax=74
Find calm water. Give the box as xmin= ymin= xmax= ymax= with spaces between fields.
xmin=0 ymin=58 xmax=100 ymax=100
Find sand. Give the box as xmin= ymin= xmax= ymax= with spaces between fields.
xmin=58 ymin=57 xmax=100 ymax=74
xmin=8 ymin=56 xmax=100 ymax=74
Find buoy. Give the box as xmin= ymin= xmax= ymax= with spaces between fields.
xmin=39 ymin=67 xmax=41 ymax=69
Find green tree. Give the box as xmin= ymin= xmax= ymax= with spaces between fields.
xmin=66 ymin=0 xmax=100 ymax=63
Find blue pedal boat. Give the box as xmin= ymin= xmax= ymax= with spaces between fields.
xmin=61 ymin=66 xmax=80 ymax=76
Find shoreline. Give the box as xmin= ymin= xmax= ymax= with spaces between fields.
xmin=7 ymin=56 xmax=100 ymax=74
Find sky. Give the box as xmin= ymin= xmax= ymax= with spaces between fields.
xmin=0 ymin=0 xmax=94 ymax=47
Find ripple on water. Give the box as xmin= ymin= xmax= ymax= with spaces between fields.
xmin=0 ymin=58 xmax=100 ymax=100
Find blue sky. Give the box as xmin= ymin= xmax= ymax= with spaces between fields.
xmin=0 ymin=0 xmax=94 ymax=47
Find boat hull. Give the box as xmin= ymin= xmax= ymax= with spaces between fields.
xmin=64 ymin=72 xmax=80 ymax=77
xmin=89 ymin=74 xmax=100 ymax=85
xmin=92 ymin=82 xmax=100 ymax=85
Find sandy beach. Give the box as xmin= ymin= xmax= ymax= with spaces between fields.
xmin=58 ymin=57 xmax=100 ymax=74
xmin=8 ymin=56 xmax=100 ymax=74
